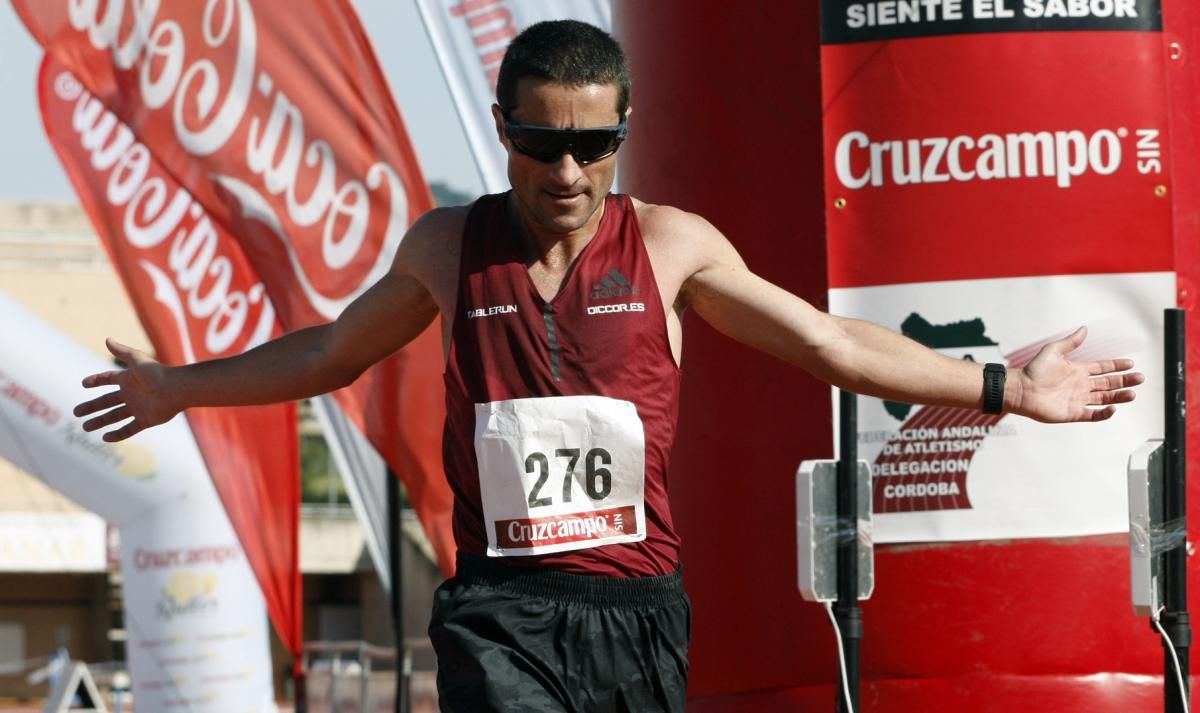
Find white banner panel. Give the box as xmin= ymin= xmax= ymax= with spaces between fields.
xmin=0 ymin=512 xmax=106 ymax=572
xmin=829 ymin=272 xmax=1171 ymax=543
xmin=120 ymin=496 xmax=276 ymax=713
xmin=414 ymin=0 xmax=612 ymax=193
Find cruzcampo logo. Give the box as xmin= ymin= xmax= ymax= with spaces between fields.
xmin=884 ymin=313 xmax=1000 ymax=421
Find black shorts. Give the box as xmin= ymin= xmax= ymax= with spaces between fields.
xmin=429 ymin=553 xmax=691 ymax=713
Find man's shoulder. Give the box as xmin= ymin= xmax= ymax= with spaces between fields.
xmin=625 ymin=197 xmax=733 ymax=298
xmin=397 ymin=204 xmax=474 ymax=256
xmin=390 ymin=204 xmax=476 ymax=285
xmin=629 ymin=197 xmax=724 ymax=249
xmin=410 ymin=204 xmax=473 ymax=239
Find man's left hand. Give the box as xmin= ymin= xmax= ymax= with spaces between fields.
xmin=1012 ymin=326 xmax=1144 ymax=423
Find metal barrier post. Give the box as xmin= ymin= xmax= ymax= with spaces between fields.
xmin=835 ymin=389 xmax=862 ymax=713
xmin=1162 ymin=308 xmax=1191 ymax=713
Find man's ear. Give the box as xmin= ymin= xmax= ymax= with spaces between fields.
xmin=624 ymin=105 xmax=633 ymax=121
xmin=491 ymin=104 xmax=508 ymax=148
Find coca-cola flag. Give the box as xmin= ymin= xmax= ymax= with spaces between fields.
xmin=37 ymin=57 xmax=303 ymax=663
xmin=12 ymin=0 xmax=455 ymax=569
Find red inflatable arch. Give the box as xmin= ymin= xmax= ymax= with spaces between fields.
xmin=615 ymin=2 xmax=1200 ymax=710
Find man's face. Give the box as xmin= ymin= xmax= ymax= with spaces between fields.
xmin=494 ymin=79 xmax=625 ymax=235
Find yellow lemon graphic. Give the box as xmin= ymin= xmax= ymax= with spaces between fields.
xmin=165 ymin=571 xmax=200 ymax=605
xmin=111 ymin=442 xmax=157 ymax=480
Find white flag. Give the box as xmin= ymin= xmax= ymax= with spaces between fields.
xmin=311 ymin=395 xmax=393 ymax=593
xmin=414 ymin=0 xmax=613 ymax=193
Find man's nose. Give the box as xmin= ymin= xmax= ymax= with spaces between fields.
xmin=547 ymin=149 xmax=584 ymax=185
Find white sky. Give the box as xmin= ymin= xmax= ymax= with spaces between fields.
xmin=0 ymin=0 xmax=485 ymax=201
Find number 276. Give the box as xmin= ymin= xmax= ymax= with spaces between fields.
xmin=525 ymin=448 xmax=612 ymax=508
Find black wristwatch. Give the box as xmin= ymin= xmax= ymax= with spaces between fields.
xmin=982 ymin=363 xmax=1007 ymax=415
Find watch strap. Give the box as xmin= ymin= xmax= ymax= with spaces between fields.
xmin=982 ymin=363 xmax=1007 ymax=415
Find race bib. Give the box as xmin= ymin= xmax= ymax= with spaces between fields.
xmin=474 ymin=395 xmax=647 ymax=556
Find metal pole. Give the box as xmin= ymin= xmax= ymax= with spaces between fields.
xmin=836 ymin=389 xmax=862 ymax=713
xmin=403 ymin=644 xmax=414 ymax=713
xmin=293 ymin=662 xmax=307 ymax=713
xmin=330 ymin=651 xmax=340 ymax=706
xmin=387 ymin=469 xmax=406 ymax=713
xmin=1163 ymin=308 xmax=1191 ymax=713
xmin=360 ymin=642 xmax=371 ymax=713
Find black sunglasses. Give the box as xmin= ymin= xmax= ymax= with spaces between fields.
xmin=500 ymin=108 xmax=628 ymax=165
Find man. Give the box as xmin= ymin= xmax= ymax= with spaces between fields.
xmin=75 ymin=19 xmax=1142 ymax=713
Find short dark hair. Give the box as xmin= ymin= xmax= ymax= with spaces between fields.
xmin=496 ymin=20 xmax=630 ymax=115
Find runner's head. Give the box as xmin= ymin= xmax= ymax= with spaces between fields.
xmin=496 ymin=20 xmax=630 ymax=117
xmin=493 ymin=21 xmax=631 ymax=235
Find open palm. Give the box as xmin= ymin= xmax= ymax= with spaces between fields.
xmin=73 ymin=339 xmax=178 ymax=442
xmin=1015 ymin=327 xmax=1144 ymax=423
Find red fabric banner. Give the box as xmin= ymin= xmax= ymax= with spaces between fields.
xmin=12 ymin=0 xmax=455 ymax=572
xmin=37 ymin=55 xmax=303 ymax=661
xmin=822 ymin=29 xmax=1174 ymax=289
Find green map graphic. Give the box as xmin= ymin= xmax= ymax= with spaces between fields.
xmin=884 ymin=313 xmax=999 ymax=421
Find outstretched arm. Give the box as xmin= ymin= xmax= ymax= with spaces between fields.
xmin=657 ymin=208 xmax=1143 ymax=423
xmin=74 ymin=207 xmax=461 ymax=441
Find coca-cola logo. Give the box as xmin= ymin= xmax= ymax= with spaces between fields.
xmin=62 ymin=0 xmax=414 ymax=319
xmin=55 ymin=72 xmax=276 ymax=361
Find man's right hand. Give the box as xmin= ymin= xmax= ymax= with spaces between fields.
xmin=74 ymin=338 xmax=179 ymax=442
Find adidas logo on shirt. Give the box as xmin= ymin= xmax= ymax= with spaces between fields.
xmin=590 ymin=269 xmax=640 ymax=300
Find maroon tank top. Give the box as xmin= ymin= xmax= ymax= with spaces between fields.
xmin=443 ymin=192 xmax=682 ymax=577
